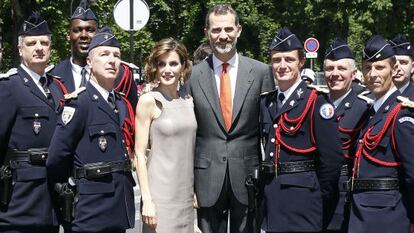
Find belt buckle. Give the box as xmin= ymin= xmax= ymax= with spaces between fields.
xmin=85 ymin=164 xmax=111 ymax=179
xmin=28 ymin=150 xmax=48 ymax=165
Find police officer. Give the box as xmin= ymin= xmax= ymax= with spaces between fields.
xmin=323 ymin=38 xmax=371 ymax=233
xmin=47 ymin=27 xmax=135 ymax=233
xmin=0 ymin=12 xmax=65 ymax=233
xmin=348 ymin=35 xmax=414 ymax=233
xmin=389 ymin=34 xmax=414 ymax=97
xmin=260 ymin=27 xmax=343 ymax=233
xmin=50 ymin=0 xmax=138 ymax=109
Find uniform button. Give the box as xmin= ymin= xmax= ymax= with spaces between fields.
xmin=124 ymin=153 xmax=128 ymax=157
xmin=122 ymin=139 xmax=125 ymax=143
xmin=290 ymin=126 xmax=294 ymax=130
xmin=359 ymin=139 xmax=363 ymax=143
xmin=96 ymin=169 xmax=101 ymax=173
xmin=270 ymin=152 xmax=274 ymax=157
xmin=41 ymin=154 xmax=45 ymax=159
xmin=222 ymin=157 xmax=227 ymax=162
xmin=100 ymin=130 xmax=104 ymax=134
xmin=273 ymin=124 xmax=278 ymax=128
xmin=263 ymin=129 xmax=266 ymax=132
xmin=271 ymin=138 xmax=275 ymax=143
xmin=34 ymin=113 xmax=39 ymax=117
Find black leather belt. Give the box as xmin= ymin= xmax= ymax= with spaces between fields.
xmin=74 ymin=160 xmax=132 ymax=179
xmin=340 ymin=164 xmax=349 ymax=176
xmin=5 ymin=148 xmax=48 ymax=165
xmin=351 ymin=178 xmax=400 ymax=191
xmin=261 ymin=159 xmax=316 ymax=175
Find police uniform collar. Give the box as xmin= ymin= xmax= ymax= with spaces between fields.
xmin=399 ymin=81 xmax=410 ymax=94
xmin=373 ymin=86 xmax=397 ymax=112
xmin=278 ymin=78 xmax=303 ymax=102
xmin=20 ymin=64 xmax=47 ymax=86
xmin=332 ymin=88 xmax=352 ymax=109
xmin=88 ymin=79 xmax=113 ymax=102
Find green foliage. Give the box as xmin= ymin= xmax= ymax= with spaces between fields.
xmin=1 ymin=0 xmax=414 ymax=72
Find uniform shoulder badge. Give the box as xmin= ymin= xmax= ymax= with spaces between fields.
xmin=64 ymin=87 xmax=86 ymax=100
xmin=0 ymin=68 xmax=18 ymax=80
xmin=45 ymin=64 xmax=55 ymax=73
xmin=121 ymin=60 xmax=139 ymax=70
xmin=357 ymin=90 xmax=374 ymax=105
xmin=260 ymin=89 xmax=277 ymax=96
xmin=308 ymin=84 xmax=330 ymax=94
xmin=397 ymin=96 xmax=414 ymax=108
xmin=319 ymin=103 xmax=335 ymax=119
xmin=61 ymin=106 xmax=76 ymax=125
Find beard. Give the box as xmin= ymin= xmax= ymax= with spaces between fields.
xmin=211 ymin=40 xmax=237 ymax=54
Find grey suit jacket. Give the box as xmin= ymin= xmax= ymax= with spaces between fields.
xmin=188 ymin=54 xmax=275 ymax=207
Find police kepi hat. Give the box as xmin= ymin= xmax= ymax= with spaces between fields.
xmin=270 ymin=27 xmax=303 ymax=51
xmin=70 ymin=0 xmax=98 ymax=22
xmin=363 ymin=35 xmax=394 ymax=62
xmin=18 ymin=11 xmax=51 ymax=36
xmin=325 ymin=37 xmax=354 ymax=60
xmin=88 ymin=26 xmax=120 ymax=53
xmin=388 ymin=34 xmax=414 ymax=57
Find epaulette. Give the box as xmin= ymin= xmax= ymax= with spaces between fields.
xmin=397 ymin=96 xmax=414 ymax=108
xmin=0 ymin=68 xmax=18 ymax=79
xmin=308 ymin=84 xmax=329 ymax=94
xmin=260 ymin=89 xmax=277 ymax=96
xmin=121 ymin=60 xmax=139 ymax=70
xmin=357 ymin=90 xmax=374 ymax=105
xmin=64 ymin=87 xmax=86 ymax=100
xmin=45 ymin=64 xmax=55 ymax=73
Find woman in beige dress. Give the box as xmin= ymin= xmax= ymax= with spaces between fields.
xmin=134 ymin=38 xmax=198 ymax=233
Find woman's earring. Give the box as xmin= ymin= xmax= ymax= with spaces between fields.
xmin=179 ymin=73 xmax=184 ymax=86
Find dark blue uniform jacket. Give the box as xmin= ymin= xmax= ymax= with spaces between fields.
xmin=0 ymin=66 xmax=64 ymax=227
xmin=47 ymin=82 xmax=135 ymax=232
xmin=349 ymin=89 xmax=414 ymax=233
xmin=260 ymin=81 xmax=343 ymax=232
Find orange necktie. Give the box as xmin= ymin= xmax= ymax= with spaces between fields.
xmin=220 ymin=63 xmax=232 ymax=131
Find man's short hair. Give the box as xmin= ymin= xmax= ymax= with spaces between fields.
xmin=204 ymin=4 xmax=239 ymax=29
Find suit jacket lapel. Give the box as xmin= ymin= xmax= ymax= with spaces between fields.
xmin=197 ymin=57 xmax=226 ymax=129
xmin=369 ymin=90 xmax=399 ymax=128
xmin=231 ymin=56 xmax=255 ymax=125
xmin=335 ymin=90 xmax=356 ymax=117
xmin=116 ymin=93 xmax=127 ymax=127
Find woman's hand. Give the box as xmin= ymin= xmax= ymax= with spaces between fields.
xmin=142 ymin=200 xmax=157 ymax=229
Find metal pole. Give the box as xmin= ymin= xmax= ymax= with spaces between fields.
xmin=129 ymin=0 xmax=134 ymax=63
xmin=310 ymin=59 xmax=313 ymax=71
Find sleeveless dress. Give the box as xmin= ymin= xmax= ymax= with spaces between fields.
xmin=142 ymin=89 xmax=197 ymax=233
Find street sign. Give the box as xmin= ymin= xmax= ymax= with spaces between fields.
xmin=306 ymin=52 xmax=318 ymax=58
xmin=304 ymin=37 xmax=319 ymax=53
xmin=113 ymin=0 xmax=150 ymax=31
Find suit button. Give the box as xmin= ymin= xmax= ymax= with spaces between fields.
xmin=271 ymin=138 xmax=275 ymax=143
xmin=273 ymin=124 xmax=278 ymax=128
xmin=269 ymin=152 xmax=274 ymax=157
xmin=222 ymin=157 xmax=227 ymax=162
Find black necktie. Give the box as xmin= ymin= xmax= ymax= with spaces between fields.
xmin=80 ymin=68 xmax=88 ymax=87
xmin=278 ymin=93 xmax=285 ymax=110
xmin=40 ymin=76 xmax=54 ymax=107
xmin=108 ymin=93 xmax=117 ymax=112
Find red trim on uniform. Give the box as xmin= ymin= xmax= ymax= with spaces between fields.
xmin=273 ymin=90 xmax=318 ymax=164
xmin=120 ymin=94 xmax=135 ymax=160
xmin=352 ymin=104 xmax=402 ymax=180
xmin=52 ymin=77 xmax=68 ymax=108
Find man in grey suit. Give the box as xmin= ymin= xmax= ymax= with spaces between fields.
xmin=188 ymin=4 xmax=275 ymax=233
